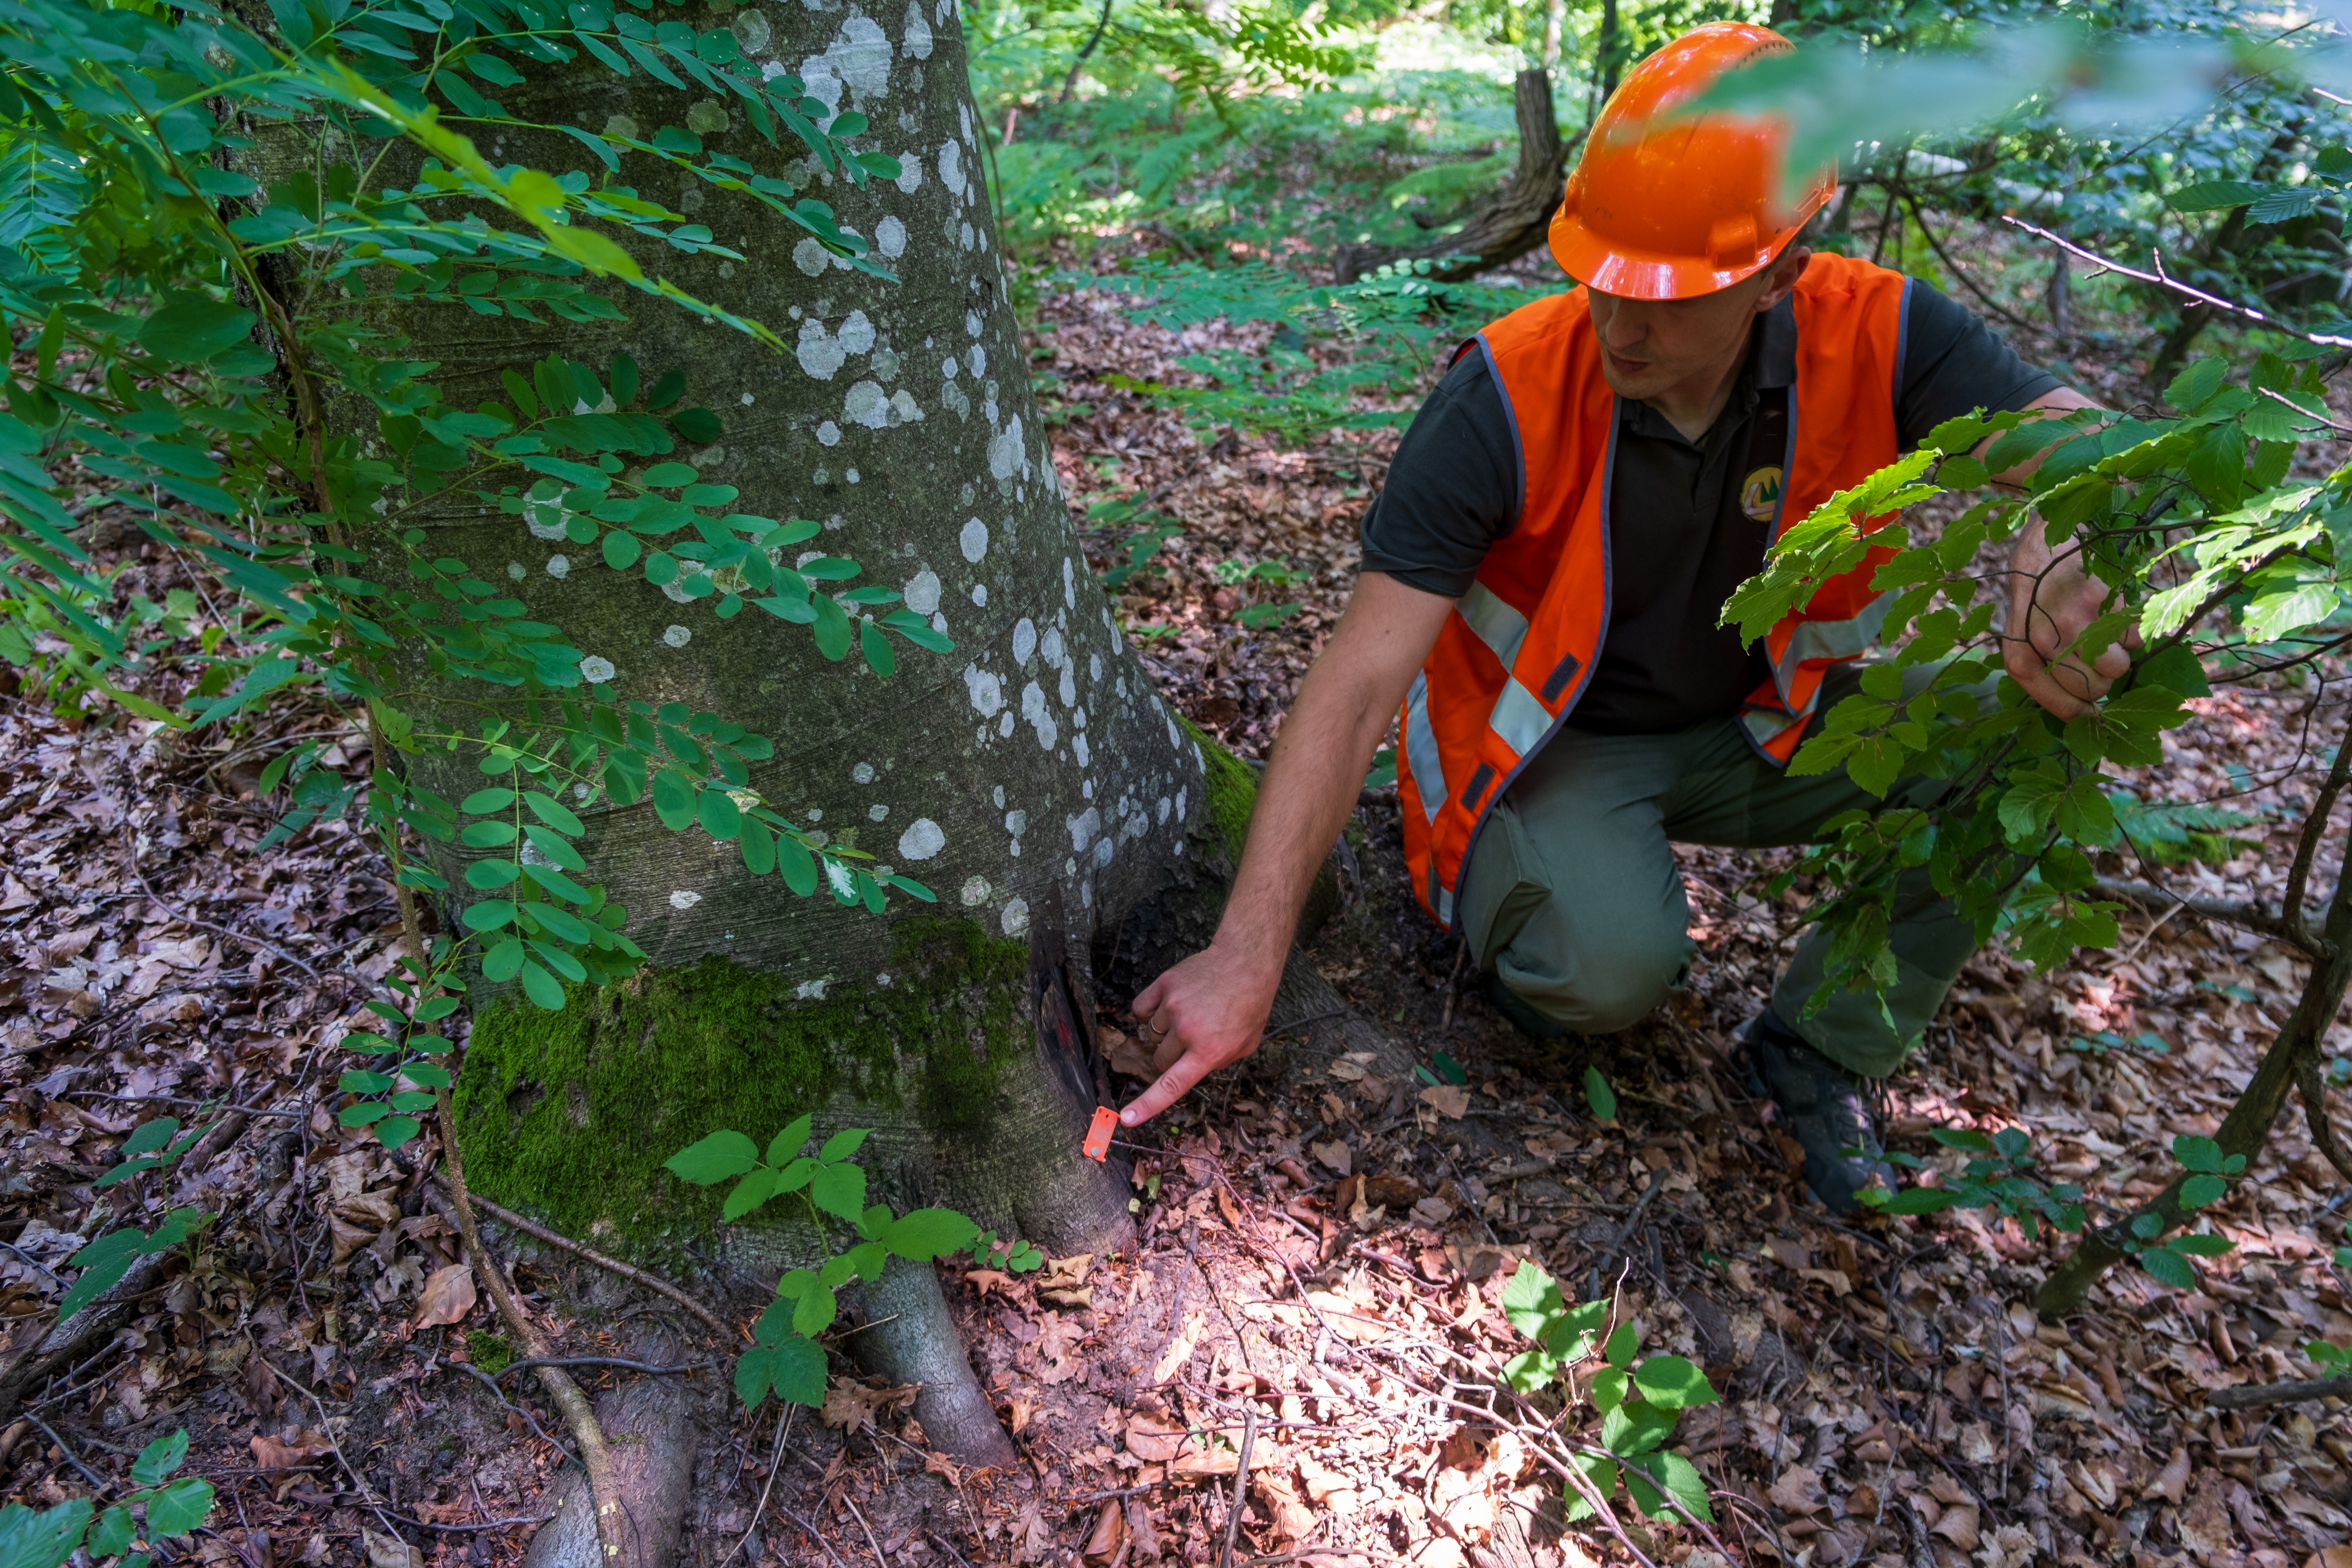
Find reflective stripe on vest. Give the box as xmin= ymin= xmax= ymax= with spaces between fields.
xmin=1396 ymin=253 xmax=1911 ymax=928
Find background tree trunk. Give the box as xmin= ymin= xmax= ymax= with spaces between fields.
xmin=272 ymin=0 xmax=1222 ymax=1474
xmin=1332 ymin=69 xmax=1568 ymax=284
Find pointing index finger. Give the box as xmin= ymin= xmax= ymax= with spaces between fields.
xmin=1121 ymin=1050 xmax=1213 ymax=1127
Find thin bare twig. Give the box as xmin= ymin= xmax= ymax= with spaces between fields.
xmin=2093 ymin=876 xmax=2315 ymax=953
xmin=1217 ymin=1403 xmax=1258 ymax=1568
xmin=450 ymin=1363 xmax=583 ymax=1468
xmin=770 ymin=1500 xmax=856 ymax=1568
xmin=438 ymin=1180 xmax=730 ymax=1338
xmin=260 ymin=1358 xmax=404 ymax=1539
xmin=23 ymin=1412 xmax=106 ymax=1489
xmin=842 ymin=1491 xmax=891 ymax=1566
xmin=726 ymin=1406 xmax=795 ymax=1568
xmin=489 ymin=1357 xmax=707 ymax=1384
xmin=2003 ymin=217 xmax=2352 ymax=350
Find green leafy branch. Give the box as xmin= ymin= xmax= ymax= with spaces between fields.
xmin=0 ymin=1428 xmax=214 ymax=1568
xmin=665 ymin=1120 xmax=984 ymax=1412
xmin=1498 ymin=1261 xmax=1720 ymax=1529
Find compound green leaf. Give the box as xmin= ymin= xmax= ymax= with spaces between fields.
xmin=1631 ymin=1354 xmax=1717 ymax=1411
xmin=883 ymin=1207 xmax=980 ymax=1261
xmin=666 ymin=1129 xmax=759 ymax=1185
xmin=811 ymin=1161 xmax=866 ymax=1221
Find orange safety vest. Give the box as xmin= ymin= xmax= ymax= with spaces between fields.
xmin=1398 ymin=252 xmax=1911 ymax=929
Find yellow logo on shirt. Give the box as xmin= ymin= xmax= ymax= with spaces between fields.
xmin=1741 ymin=466 xmax=1783 ymax=522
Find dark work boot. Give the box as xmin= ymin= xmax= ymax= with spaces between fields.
xmin=1484 ymin=971 xmax=1568 ymax=1041
xmin=1741 ymin=1009 xmax=1893 ymax=1214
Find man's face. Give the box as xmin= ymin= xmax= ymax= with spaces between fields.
xmin=1586 ymin=247 xmax=1810 ymax=403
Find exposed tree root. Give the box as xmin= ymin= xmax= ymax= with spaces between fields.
xmin=850 ymin=1256 xmax=1019 ymax=1471
xmin=436 ymin=1088 xmax=635 ymax=1568
xmin=521 ymin=1367 xmax=699 ymax=1568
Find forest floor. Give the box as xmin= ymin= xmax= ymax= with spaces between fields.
xmin=4 ymin=216 xmax=2352 ymax=1568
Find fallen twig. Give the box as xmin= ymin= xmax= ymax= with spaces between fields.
xmin=431 ymin=1094 xmax=633 ymax=1568
xmin=771 ymin=1499 xmax=856 ymax=1568
xmin=1589 ymin=1168 xmax=1669 ymax=1299
xmin=130 ymin=867 xmax=322 ymax=980
xmin=23 ymin=1411 xmax=106 ymax=1489
xmin=450 ymin=1362 xmax=583 ymax=1468
xmin=726 ymin=1406 xmax=795 ymax=1568
xmin=436 ymin=1180 xmax=731 ymax=1339
xmin=1216 ymin=1402 xmax=1257 ymax=1568
xmin=2209 ymin=1372 xmax=2352 ymax=1409
xmin=842 ymin=1490 xmax=891 ymax=1566
xmin=260 ymin=1358 xmax=405 ymax=1540
xmin=489 ymin=1356 xmax=707 ymax=1384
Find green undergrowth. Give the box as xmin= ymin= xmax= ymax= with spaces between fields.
xmin=453 ymin=922 xmax=1031 ymax=1253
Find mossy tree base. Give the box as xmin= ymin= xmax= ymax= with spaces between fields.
xmin=455 ymin=919 xmax=1132 ymax=1279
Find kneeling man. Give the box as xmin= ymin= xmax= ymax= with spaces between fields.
xmin=1120 ymin=23 xmax=2116 ymax=1210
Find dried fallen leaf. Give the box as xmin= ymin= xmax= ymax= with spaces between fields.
xmin=2148 ymin=1446 xmax=2191 ymax=1504
xmin=250 ymin=1431 xmax=331 ymax=1470
xmin=1081 ymin=1499 xmax=1125 ymax=1563
xmin=1036 ymin=1253 xmax=1092 ymax=1291
xmin=1419 ymin=1084 xmax=1470 ymax=1120
xmin=820 ymin=1377 xmax=916 ymax=1435
xmin=1041 ymin=1287 xmax=1093 ymax=1310
xmin=964 ymin=1269 xmax=1017 ymax=1298
xmin=1311 ymin=1139 xmax=1352 ymax=1177
xmin=1100 ymin=1026 xmax=1156 ymax=1081
xmin=1125 ymin=1412 xmax=1187 ymax=1462
xmin=1169 ymin=1439 xmax=1240 ymax=1478
xmin=411 ymin=1265 xmax=475 ymax=1329
xmin=1929 ymin=1503 xmax=1980 ymax=1551
xmin=1151 ymin=1310 xmax=1205 ymax=1384
xmin=360 ymin=1529 xmax=423 ymax=1568
xmin=1306 ymin=1289 xmax=1386 ymax=1343
xmin=1524 ymin=1129 xmax=1575 ymax=1160
xmin=1769 ymin=1465 xmax=1826 ymax=1514
xmin=1795 ymin=1267 xmax=1852 ymax=1297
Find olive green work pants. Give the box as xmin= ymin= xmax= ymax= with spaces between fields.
xmin=1456 ymin=670 xmax=1977 ymax=1081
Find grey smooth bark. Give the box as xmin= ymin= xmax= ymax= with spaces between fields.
xmin=248 ymin=0 xmax=1211 ymax=1479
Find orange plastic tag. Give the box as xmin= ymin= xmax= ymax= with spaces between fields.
xmin=1083 ymin=1106 xmax=1118 ymax=1162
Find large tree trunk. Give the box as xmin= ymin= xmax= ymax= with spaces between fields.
xmin=250 ymin=0 xmax=1221 ymax=1495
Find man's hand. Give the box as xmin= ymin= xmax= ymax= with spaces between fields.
xmin=1119 ymin=940 xmax=1286 ymax=1127
xmin=1981 ymin=386 xmax=2132 ymax=720
xmin=2004 ymin=521 xmax=2137 ymax=720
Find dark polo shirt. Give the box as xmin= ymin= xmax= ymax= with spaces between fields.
xmin=1360 ymin=278 xmax=2059 ymax=734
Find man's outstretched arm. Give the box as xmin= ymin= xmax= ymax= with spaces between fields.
xmin=1121 ymin=572 xmax=1454 ymax=1126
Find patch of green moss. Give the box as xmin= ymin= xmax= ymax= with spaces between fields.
xmin=1179 ymin=715 xmax=1259 ymax=862
xmin=466 ymin=1331 xmax=513 ymax=1374
xmin=452 ymin=921 xmax=1032 ymax=1252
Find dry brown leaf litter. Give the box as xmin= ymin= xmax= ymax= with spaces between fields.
xmin=0 ymin=217 xmax=2349 ymax=1567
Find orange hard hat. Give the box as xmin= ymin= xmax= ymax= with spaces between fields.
xmin=1549 ymin=22 xmax=1838 ymax=300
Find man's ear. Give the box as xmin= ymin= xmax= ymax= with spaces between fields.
xmin=1755 ymin=244 xmax=1812 ymax=315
